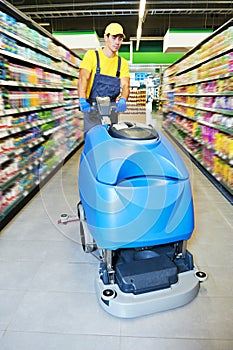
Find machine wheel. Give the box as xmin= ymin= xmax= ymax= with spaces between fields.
xmin=195 ymin=271 xmax=207 ymax=282
xmin=101 ymin=288 xmax=116 ymax=301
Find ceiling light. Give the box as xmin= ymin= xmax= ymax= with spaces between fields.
xmin=39 ymin=22 xmax=50 ymax=26
xmin=139 ymin=0 xmax=146 ymax=19
xmin=136 ymin=0 xmax=146 ymax=50
xmin=136 ymin=21 xmax=142 ymax=51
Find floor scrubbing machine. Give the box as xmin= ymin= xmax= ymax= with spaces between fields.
xmin=78 ymin=97 xmax=206 ymax=318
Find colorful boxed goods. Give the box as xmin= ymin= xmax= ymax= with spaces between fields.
xmin=215 ymin=133 xmax=233 ymax=160
xmin=202 ymin=147 xmax=215 ymax=168
xmin=213 ymin=157 xmax=233 ymax=188
xmin=201 ymin=125 xmax=218 ymax=146
xmin=0 ymin=11 xmax=17 ymax=34
xmin=1 ymin=182 xmax=21 ymax=212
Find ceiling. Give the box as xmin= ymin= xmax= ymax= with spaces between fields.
xmin=7 ymin=0 xmax=233 ymax=40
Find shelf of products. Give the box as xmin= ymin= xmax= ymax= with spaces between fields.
xmin=124 ymin=88 xmax=147 ymax=117
xmin=162 ymin=19 xmax=233 ymax=203
xmin=0 ymin=2 xmax=84 ymax=228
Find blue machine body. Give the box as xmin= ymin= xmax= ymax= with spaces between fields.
xmin=78 ymin=124 xmax=194 ymax=250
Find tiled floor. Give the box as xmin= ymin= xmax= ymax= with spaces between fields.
xmin=0 ymin=112 xmax=232 ymax=350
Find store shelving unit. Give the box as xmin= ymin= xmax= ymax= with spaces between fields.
xmin=162 ymin=19 xmax=233 ymax=204
xmin=124 ymin=88 xmax=147 ymax=118
xmin=0 ymin=1 xmax=83 ymax=229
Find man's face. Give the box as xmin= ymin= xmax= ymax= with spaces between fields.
xmin=104 ymin=34 xmax=124 ymax=53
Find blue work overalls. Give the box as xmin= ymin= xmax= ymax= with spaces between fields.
xmin=84 ymin=51 xmax=121 ymax=133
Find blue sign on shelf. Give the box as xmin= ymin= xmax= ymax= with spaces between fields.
xmin=135 ymin=72 xmax=148 ymax=81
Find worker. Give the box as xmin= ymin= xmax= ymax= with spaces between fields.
xmin=78 ymin=23 xmax=130 ymax=134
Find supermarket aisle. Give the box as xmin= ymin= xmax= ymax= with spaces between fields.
xmin=0 ymin=112 xmax=233 ymax=350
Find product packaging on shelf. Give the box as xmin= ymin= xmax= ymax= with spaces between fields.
xmin=0 ymin=5 xmax=83 ymax=224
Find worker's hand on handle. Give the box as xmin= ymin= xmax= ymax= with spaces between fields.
xmin=79 ymin=98 xmax=91 ymax=113
xmin=116 ymin=97 xmax=127 ymax=112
